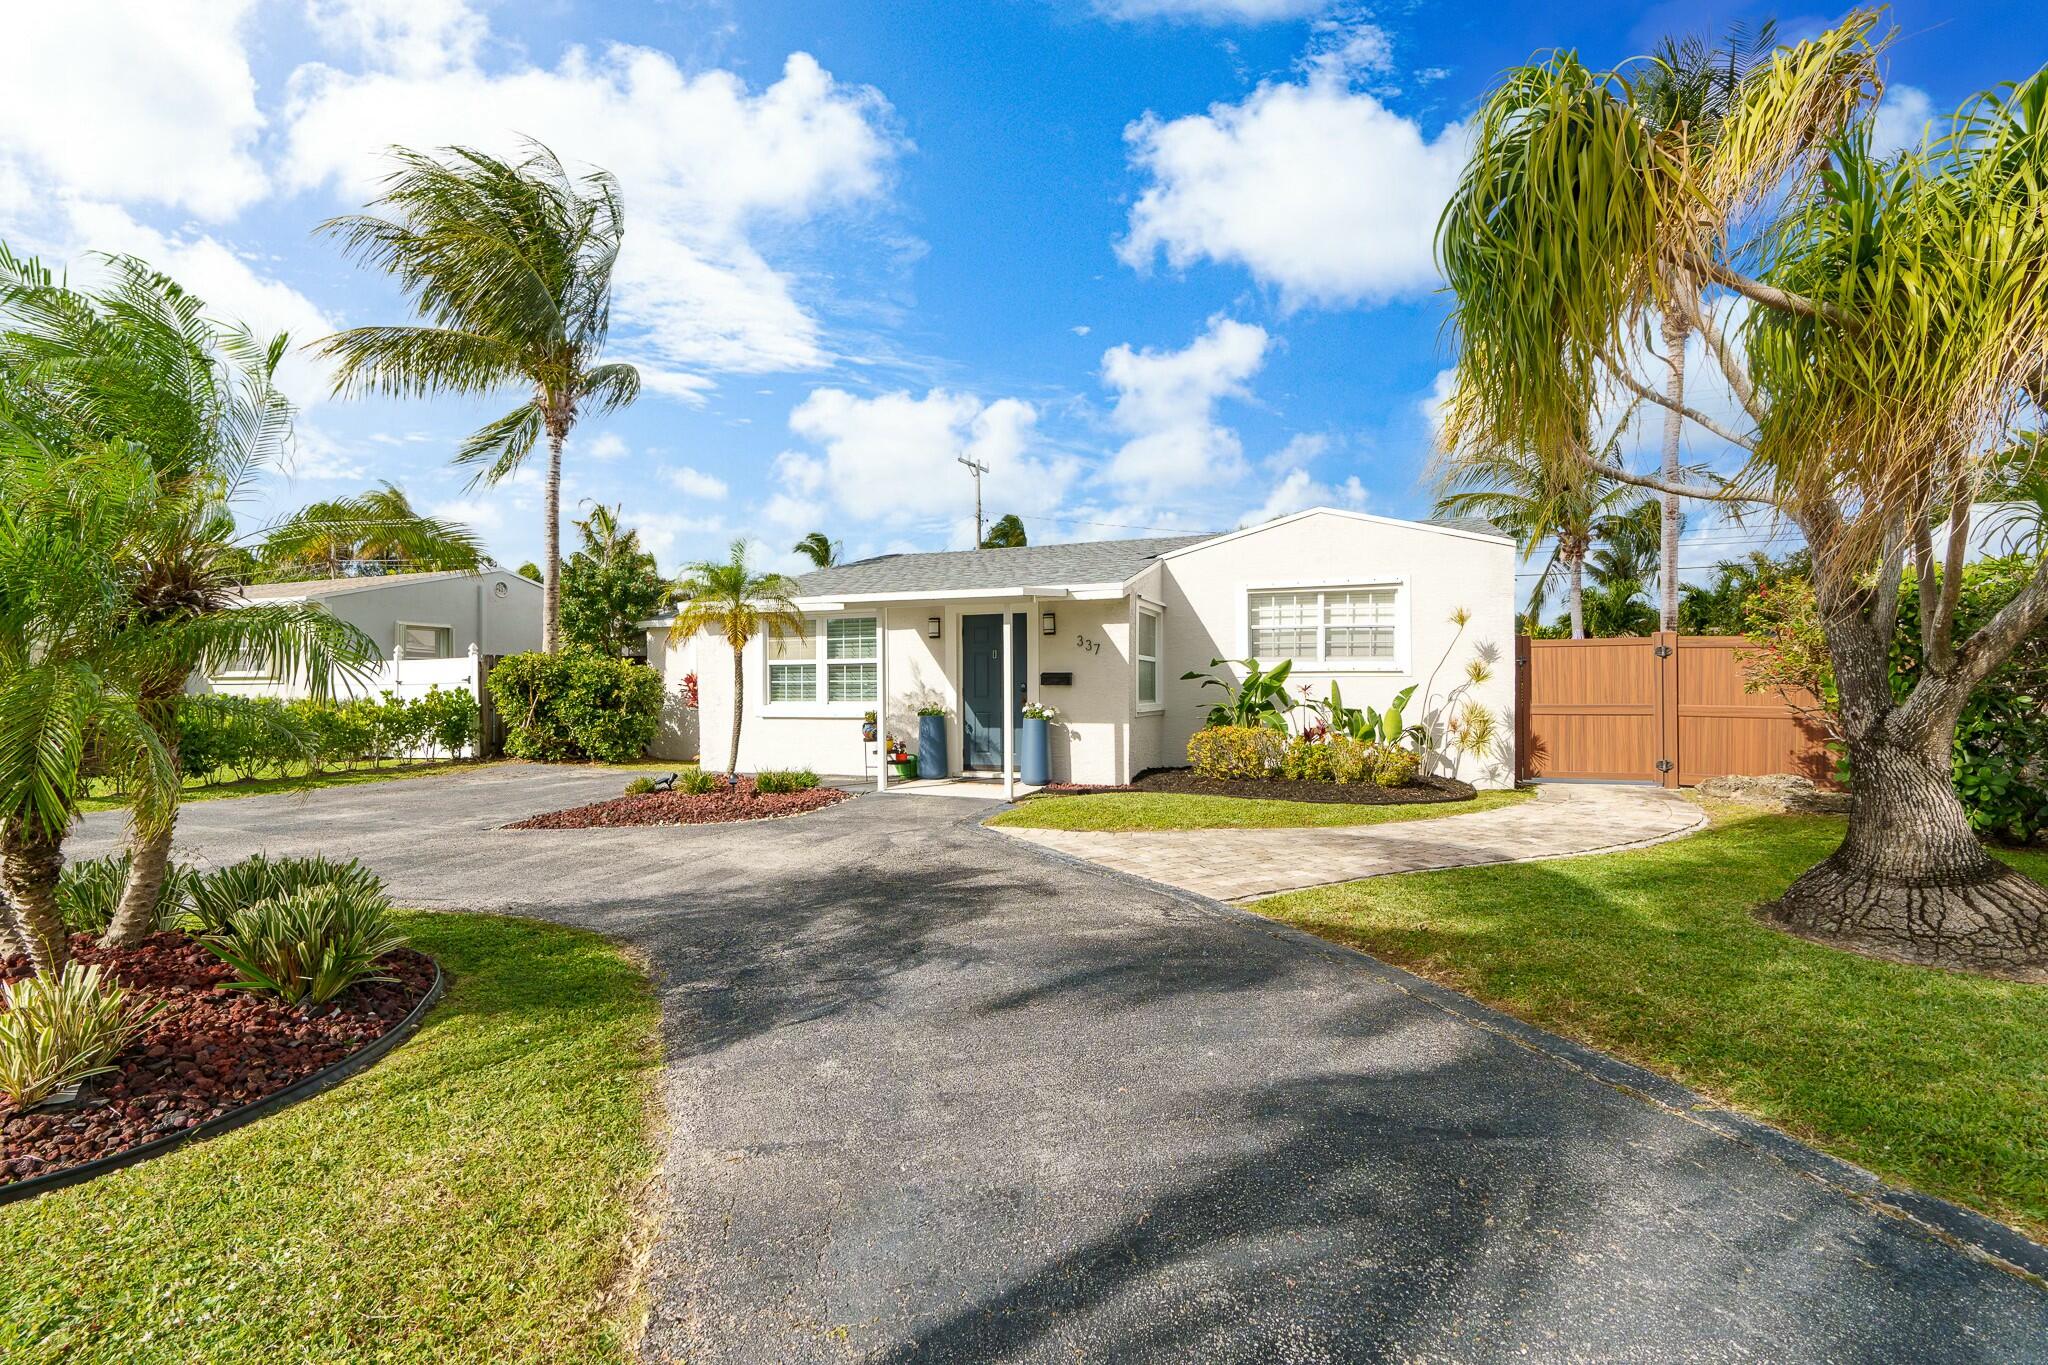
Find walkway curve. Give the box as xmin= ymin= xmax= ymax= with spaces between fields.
xmin=992 ymin=781 xmax=1707 ymax=901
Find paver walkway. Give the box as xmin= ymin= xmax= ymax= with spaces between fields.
xmin=71 ymin=767 xmax=2048 ymax=1361
xmin=993 ymin=781 xmax=1706 ymax=900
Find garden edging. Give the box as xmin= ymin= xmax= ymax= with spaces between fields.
xmin=0 ymin=957 xmax=446 ymax=1207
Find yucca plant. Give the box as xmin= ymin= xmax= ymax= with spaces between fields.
xmin=200 ymin=883 xmax=407 ymax=1007
xmin=186 ymin=854 xmax=385 ymax=936
xmin=56 ymin=853 xmax=194 ymax=936
xmin=0 ymin=962 xmax=162 ymax=1108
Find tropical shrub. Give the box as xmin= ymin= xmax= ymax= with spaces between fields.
xmin=1369 ymin=744 xmax=1420 ymax=788
xmin=754 ymin=768 xmax=820 ymax=794
xmin=1279 ymin=736 xmax=1373 ymax=783
xmin=487 ymin=649 xmax=663 ymax=763
xmin=1187 ymin=725 xmax=1285 ymax=781
xmin=201 ymin=882 xmax=408 ymax=1006
xmin=623 ymin=776 xmax=657 ymax=795
xmin=187 ymin=854 xmax=386 ymax=937
xmin=55 ymin=853 xmax=194 ymax=935
xmin=167 ymin=691 xmax=478 ymax=787
xmin=675 ymin=768 xmax=721 ymax=795
xmin=1181 ymin=657 xmax=1296 ymax=732
xmin=0 ymin=963 xmax=162 ymax=1107
xmin=1314 ymin=681 xmax=1417 ymax=746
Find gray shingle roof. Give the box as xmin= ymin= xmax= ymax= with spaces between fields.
xmin=233 ymin=570 xmax=483 ymax=601
xmin=793 ymin=534 xmax=1214 ymax=598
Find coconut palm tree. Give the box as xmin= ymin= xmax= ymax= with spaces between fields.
xmin=1435 ymin=442 xmax=1633 ymax=638
xmin=0 ymin=250 xmax=380 ymax=947
xmin=260 ymin=481 xmax=483 ymax=579
xmin=792 ymin=531 xmax=842 ymax=569
xmin=670 ymin=541 xmax=804 ymax=776
xmin=313 ymin=140 xmax=640 ymax=652
xmin=1437 ymin=17 xmax=2048 ymax=968
xmin=980 ymin=513 xmax=1028 ymax=549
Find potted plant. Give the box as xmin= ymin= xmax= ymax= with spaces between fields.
xmin=915 ymin=704 xmax=949 ymax=780
xmin=1019 ymin=701 xmax=1058 ymax=786
xmin=886 ymin=735 xmax=917 ymax=780
xmin=861 ymin=710 xmax=878 ymax=742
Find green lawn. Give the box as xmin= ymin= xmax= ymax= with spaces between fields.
xmin=0 ymin=913 xmax=663 ymax=1363
xmin=989 ymin=785 xmax=1533 ymax=832
xmin=1253 ymin=809 xmax=2048 ymax=1239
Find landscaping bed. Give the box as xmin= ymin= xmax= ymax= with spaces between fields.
xmin=1031 ymin=766 xmax=1480 ymax=806
xmin=1 ymin=933 xmax=434 ymax=1190
xmin=509 ymin=777 xmax=850 ymax=829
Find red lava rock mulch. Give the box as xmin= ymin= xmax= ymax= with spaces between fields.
xmin=1 ymin=933 xmax=434 ymax=1189
xmin=1027 ymin=766 xmax=1480 ymax=807
xmin=507 ymin=778 xmax=852 ymax=829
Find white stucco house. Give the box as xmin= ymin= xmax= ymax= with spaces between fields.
xmin=199 ymin=568 xmax=543 ymax=700
xmin=649 ymin=508 xmax=1517 ymax=790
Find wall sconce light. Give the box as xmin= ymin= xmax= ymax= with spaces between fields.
xmin=926 ymin=616 xmax=942 ymax=639
xmin=1041 ymin=611 xmax=1057 ymax=636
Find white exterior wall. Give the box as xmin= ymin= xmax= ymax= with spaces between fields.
xmin=674 ymin=597 xmax=1137 ymax=784
xmin=642 ymin=625 xmax=702 ymax=762
xmin=1155 ymin=512 xmax=1518 ymax=788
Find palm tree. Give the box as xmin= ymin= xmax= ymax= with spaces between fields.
xmin=561 ymin=502 xmax=667 ymax=657
xmin=792 ymin=531 xmax=842 ymax=569
xmin=1632 ymin=22 xmax=1778 ymax=631
xmin=313 ymin=140 xmax=640 ymax=652
xmin=980 ymin=514 xmax=1028 ymax=549
xmin=0 ymin=250 xmax=379 ymax=948
xmin=1435 ymin=443 xmax=1632 ymax=638
xmin=0 ymin=447 xmax=181 ymax=975
xmin=1437 ymin=19 xmax=2048 ymax=967
xmin=260 ymin=481 xmax=483 ymax=579
xmin=670 ymin=541 xmax=804 ymax=776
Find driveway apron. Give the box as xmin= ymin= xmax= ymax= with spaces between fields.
xmin=73 ymin=765 xmax=2048 ymax=1362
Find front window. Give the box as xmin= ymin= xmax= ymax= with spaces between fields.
xmin=397 ymin=623 xmax=454 ymax=659
xmin=767 ymin=615 xmax=878 ymax=706
xmin=1247 ymin=585 xmax=1400 ymax=666
xmin=1136 ymin=607 xmax=1161 ymax=707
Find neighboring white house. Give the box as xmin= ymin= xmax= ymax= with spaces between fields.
xmin=199 ymin=569 xmax=543 ymax=701
xmin=650 ymin=508 xmax=1517 ymax=789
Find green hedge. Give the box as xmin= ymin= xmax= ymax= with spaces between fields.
xmin=174 ymin=688 xmax=479 ymax=783
xmin=486 ymin=649 xmax=663 ymax=764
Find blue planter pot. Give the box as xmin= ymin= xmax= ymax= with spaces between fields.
xmin=1020 ymin=716 xmax=1051 ymax=786
xmin=917 ymin=715 xmax=949 ymax=780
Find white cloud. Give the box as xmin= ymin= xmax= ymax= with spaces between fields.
xmin=1101 ymin=315 xmax=1270 ymax=498
xmin=1298 ymin=10 xmax=1394 ymax=84
xmin=0 ymin=1 xmax=268 ymax=220
xmin=1120 ymin=73 xmax=1468 ymax=307
xmin=1071 ymin=325 xmax=1092 ymax=336
xmin=431 ymin=496 xmax=504 ymax=534
xmin=785 ymin=387 xmax=1078 ymax=537
xmin=1242 ymin=467 xmax=1366 ymax=525
xmin=282 ymin=35 xmax=902 ymax=378
xmin=1265 ymin=431 xmax=1330 ymax=472
xmin=1871 ymin=84 xmax=1936 ymax=158
xmin=305 ymin=0 xmax=485 ymax=76
xmin=1096 ymin=0 xmax=1327 ymax=21
xmin=282 ymin=422 xmax=369 ymax=483
xmin=1419 ymin=367 xmax=1455 ymax=435
xmin=665 ymin=466 xmax=731 ymax=500
xmin=584 ymin=432 xmax=630 ymax=461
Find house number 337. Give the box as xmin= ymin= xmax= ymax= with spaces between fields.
xmin=1074 ymin=634 xmax=1102 ymax=655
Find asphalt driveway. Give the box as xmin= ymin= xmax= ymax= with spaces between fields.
xmin=75 ymin=764 xmax=2048 ymax=1362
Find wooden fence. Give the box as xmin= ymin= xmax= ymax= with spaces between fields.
xmin=1514 ymin=633 xmax=1834 ymax=787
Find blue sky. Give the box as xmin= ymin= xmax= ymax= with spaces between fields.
xmin=3 ymin=0 xmax=2037 ymax=583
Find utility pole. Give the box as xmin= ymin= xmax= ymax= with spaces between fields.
xmin=957 ymin=454 xmax=989 ymax=546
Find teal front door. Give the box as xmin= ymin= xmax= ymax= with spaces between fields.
xmin=961 ymin=613 xmax=1028 ymax=769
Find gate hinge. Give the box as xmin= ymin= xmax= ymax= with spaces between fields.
xmin=1653 ymin=644 xmax=1674 ymax=658
xmin=1655 ymin=758 xmax=1675 ymax=773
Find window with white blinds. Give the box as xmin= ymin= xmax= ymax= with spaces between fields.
xmin=766 ymin=616 xmax=878 ymax=705
xmin=1246 ymin=585 xmax=1400 ymax=666
xmin=397 ymin=623 xmax=453 ymax=659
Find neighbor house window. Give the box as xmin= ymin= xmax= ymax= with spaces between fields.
xmin=1247 ymin=585 xmax=1400 ymax=666
xmin=214 ymin=649 xmax=271 ymax=679
xmin=397 ymin=623 xmax=454 ymax=659
xmin=766 ymin=616 xmax=878 ymax=706
xmin=1136 ymin=606 xmax=1161 ymax=707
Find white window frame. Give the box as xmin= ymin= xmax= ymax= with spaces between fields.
xmin=1240 ymin=579 xmax=1408 ymax=674
xmin=1134 ymin=603 xmax=1163 ymax=713
xmin=395 ymin=621 xmax=456 ymax=661
xmin=763 ymin=613 xmax=880 ymax=713
xmin=212 ymin=648 xmax=276 ymax=680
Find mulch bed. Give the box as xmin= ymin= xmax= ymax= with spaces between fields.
xmin=1 ymin=933 xmax=434 ymax=1189
xmin=507 ymin=779 xmax=851 ymax=829
xmin=1027 ymin=766 xmax=1480 ymax=807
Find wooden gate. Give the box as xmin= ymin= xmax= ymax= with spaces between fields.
xmin=1515 ymin=633 xmax=1832 ymax=787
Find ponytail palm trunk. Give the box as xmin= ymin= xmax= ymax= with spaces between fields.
xmin=1437 ymin=18 xmax=2048 ymax=970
